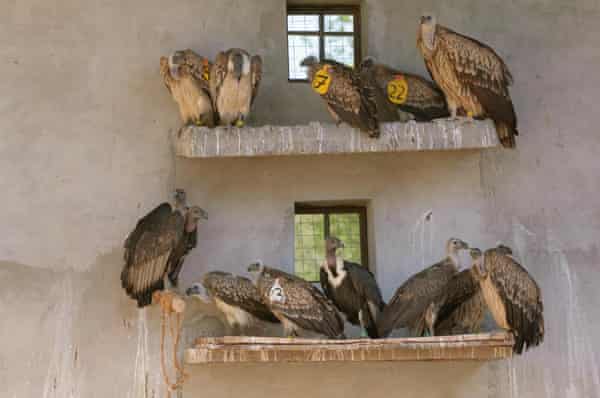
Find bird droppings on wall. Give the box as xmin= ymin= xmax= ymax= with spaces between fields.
xmin=42 ymin=275 xmax=80 ymax=398
xmin=410 ymin=209 xmax=435 ymax=267
xmin=128 ymin=308 xmax=163 ymax=398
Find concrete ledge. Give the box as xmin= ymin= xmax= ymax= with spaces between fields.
xmin=172 ymin=120 xmax=500 ymax=158
xmin=185 ymin=332 xmax=514 ymax=364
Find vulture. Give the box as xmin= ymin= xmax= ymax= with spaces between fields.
xmin=378 ymin=238 xmax=469 ymax=337
xmin=359 ymin=57 xmax=449 ymax=121
xmin=301 ymin=56 xmax=386 ymax=138
xmin=121 ymin=189 xmax=208 ymax=307
xmin=247 ymin=261 xmax=345 ymax=338
xmin=417 ymin=15 xmax=518 ymax=147
xmin=471 ymin=246 xmax=544 ymax=354
xmin=421 ymin=248 xmax=486 ymax=336
xmin=186 ymin=271 xmax=279 ymax=335
xmin=320 ymin=237 xmax=385 ymax=338
xmin=159 ymin=49 xmax=215 ymax=127
xmin=210 ymin=48 xmax=262 ymax=127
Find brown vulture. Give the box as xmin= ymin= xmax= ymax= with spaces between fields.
xmin=248 ymin=261 xmax=345 ymax=338
xmin=417 ymin=15 xmax=518 ymax=147
xmin=471 ymin=246 xmax=545 ymax=354
xmin=210 ymin=48 xmax=262 ymax=127
xmin=421 ymin=248 xmax=486 ymax=336
xmin=320 ymin=237 xmax=385 ymax=338
xmin=159 ymin=50 xmax=215 ymax=127
xmin=186 ymin=271 xmax=279 ymax=335
xmin=359 ymin=57 xmax=449 ymax=121
xmin=378 ymin=238 xmax=469 ymax=337
xmin=301 ymin=56 xmax=385 ymax=138
xmin=121 ymin=189 xmax=208 ymax=307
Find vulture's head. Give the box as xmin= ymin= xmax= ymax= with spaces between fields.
xmin=419 ymin=14 xmax=437 ymax=50
xmin=360 ymin=56 xmax=376 ymax=70
xmin=446 ymin=238 xmax=469 ymax=254
xmin=325 ymin=236 xmax=345 ymax=254
xmin=168 ymin=51 xmax=186 ymax=80
xmin=247 ymin=260 xmax=265 ymax=275
xmin=469 ymin=248 xmax=487 ymax=279
xmin=187 ymin=206 xmax=208 ymax=221
xmin=495 ymin=244 xmax=513 ymax=255
xmin=174 ymin=189 xmax=187 ymax=209
xmin=227 ymin=48 xmax=250 ymax=80
xmin=186 ymin=282 xmax=211 ymax=303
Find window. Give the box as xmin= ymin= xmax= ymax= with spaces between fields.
xmin=287 ymin=5 xmax=361 ymax=81
xmin=294 ymin=204 xmax=368 ymax=282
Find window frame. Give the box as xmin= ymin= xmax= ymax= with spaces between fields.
xmin=287 ymin=5 xmax=362 ymax=82
xmin=294 ymin=204 xmax=369 ymax=281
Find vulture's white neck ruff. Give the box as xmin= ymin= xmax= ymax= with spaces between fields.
xmin=324 ymin=257 xmax=347 ymax=288
xmin=421 ymin=24 xmax=437 ymax=51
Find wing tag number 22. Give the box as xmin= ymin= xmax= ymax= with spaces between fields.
xmin=387 ymin=75 xmax=409 ymax=104
xmin=312 ymin=66 xmax=332 ymax=95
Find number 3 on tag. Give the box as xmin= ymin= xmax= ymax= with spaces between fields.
xmin=387 ymin=76 xmax=409 ymax=104
xmin=312 ymin=66 xmax=332 ymax=95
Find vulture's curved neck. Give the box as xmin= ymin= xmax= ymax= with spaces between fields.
xmin=185 ymin=217 xmax=197 ymax=233
xmin=447 ymin=251 xmax=461 ymax=268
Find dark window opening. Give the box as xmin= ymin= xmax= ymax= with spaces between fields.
xmin=287 ymin=5 xmax=361 ymax=81
xmin=294 ymin=203 xmax=368 ymax=282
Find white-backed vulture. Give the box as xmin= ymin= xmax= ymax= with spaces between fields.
xmin=320 ymin=237 xmax=385 ymax=338
xmin=378 ymin=238 xmax=469 ymax=337
xmin=359 ymin=57 xmax=449 ymax=121
xmin=210 ymin=48 xmax=262 ymax=127
xmin=417 ymin=15 xmax=518 ymax=147
xmin=121 ymin=190 xmax=208 ymax=307
xmin=186 ymin=271 xmax=279 ymax=335
xmin=301 ymin=56 xmax=385 ymax=138
xmin=160 ymin=50 xmax=215 ymax=127
xmin=471 ymin=246 xmax=544 ymax=354
xmin=248 ymin=261 xmax=345 ymax=339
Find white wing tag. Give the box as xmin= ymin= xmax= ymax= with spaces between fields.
xmin=269 ymin=279 xmax=286 ymax=304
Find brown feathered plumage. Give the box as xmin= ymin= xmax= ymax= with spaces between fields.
xmin=121 ymin=190 xmax=207 ymax=307
xmin=210 ymin=48 xmax=262 ymax=126
xmin=378 ymin=238 xmax=469 ymax=337
xmin=160 ymin=50 xmax=215 ymax=127
xmin=472 ymin=246 xmax=544 ymax=354
xmin=422 ymin=266 xmax=485 ymax=336
xmin=301 ymin=56 xmax=382 ymax=138
xmin=248 ymin=262 xmax=345 ymax=338
xmin=187 ymin=271 xmax=278 ymax=334
xmin=417 ymin=15 xmax=518 ymax=147
xmin=359 ymin=58 xmax=449 ymax=121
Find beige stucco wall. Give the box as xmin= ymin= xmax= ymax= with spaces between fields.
xmin=1 ymin=0 xmax=599 ymax=397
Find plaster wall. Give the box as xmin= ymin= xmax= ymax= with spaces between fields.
xmin=1 ymin=0 xmax=599 ymax=397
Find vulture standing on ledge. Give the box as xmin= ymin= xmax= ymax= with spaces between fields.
xmin=471 ymin=246 xmax=544 ymax=354
xmin=378 ymin=238 xmax=469 ymax=337
xmin=320 ymin=237 xmax=385 ymax=338
xmin=422 ymin=248 xmax=486 ymax=336
xmin=186 ymin=271 xmax=279 ymax=335
xmin=417 ymin=15 xmax=518 ymax=147
xmin=160 ymin=50 xmax=215 ymax=127
xmin=359 ymin=57 xmax=449 ymax=121
xmin=248 ymin=261 xmax=345 ymax=339
xmin=210 ymin=48 xmax=262 ymax=127
xmin=121 ymin=190 xmax=208 ymax=307
xmin=301 ymin=56 xmax=385 ymax=138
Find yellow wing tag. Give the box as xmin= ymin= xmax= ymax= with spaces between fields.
xmin=312 ymin=65 xmax=332 ymax=95
xmin=387 ymin=75 xmax=409 ymax=104
xmin=202 ymin=60 xmax=210 ymax=81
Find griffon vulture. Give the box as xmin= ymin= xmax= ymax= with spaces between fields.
xmin=248 ymin=261 xmax=345 ymax=339
xmin=359 ymin=57 xmax=449 ymax=121
xmin=301 ymin=56 xmax=384 ymax=138
xmin=471 ymin=246 xmax=544 ymax=354
xmin=417 ymin=15 xmax=518 ymax=147
xmin=121 ymin=190 xmax=208 ymax=307
xmin=320 ymin=237 xmax=385 ymax=338
xmin=160 ymin=50 xmax=215 ymax=127
xmin=210 ymin=48 xmax=262 ymax=127
xmin=422 ymin=248 xmax=486 ymax=336
xmin=186 ymin=271 xmax=279 ymax=335
xmin=378 ymin=238 xmax=469 ymax=337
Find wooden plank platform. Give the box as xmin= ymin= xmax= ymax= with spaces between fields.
xmin=185 ymin=332 xmax=514 ymax=364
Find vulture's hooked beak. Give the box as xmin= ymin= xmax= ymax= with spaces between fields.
xmin=186 ymin=284 xmax=202 ymax=296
